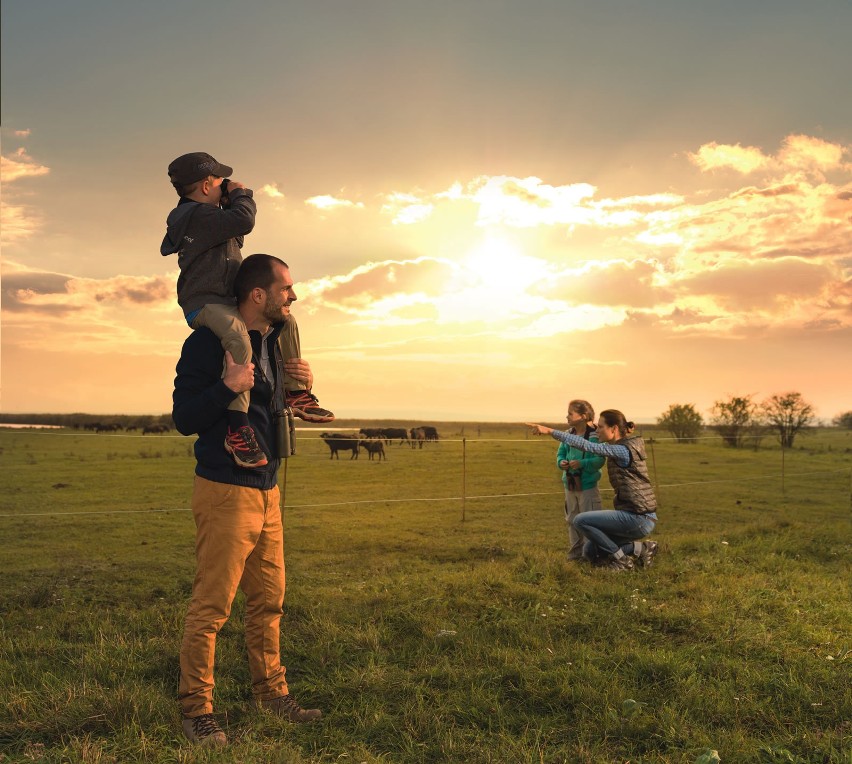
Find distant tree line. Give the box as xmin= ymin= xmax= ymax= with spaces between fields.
xmin=0 ymin=413 xmax=174 ymax=431
xmin=658 ymin=392 xmax=845 ymax=448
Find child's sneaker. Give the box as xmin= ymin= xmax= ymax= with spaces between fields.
xmin=224 ymin=426 xmax=268 ymax=468
xmin=286 ymin=391 xmax=335 ymax=423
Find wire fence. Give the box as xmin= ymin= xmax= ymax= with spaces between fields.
xmin=0 ymin=427 xmax=850 ymax=520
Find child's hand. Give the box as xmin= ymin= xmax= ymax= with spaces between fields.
xmin=559 ymin=460 xmax=570 ymax=470
xmin=223 ymin=351 xmax=255 ymax=393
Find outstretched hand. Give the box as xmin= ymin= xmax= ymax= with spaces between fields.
xmin=223 ymin=351 xmax=255 ymax=393
xmin=525 ymin=423 xmax=554 ymax=436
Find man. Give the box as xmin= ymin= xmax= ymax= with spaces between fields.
xmin=172 ymin=253 xmax=322 ymax=747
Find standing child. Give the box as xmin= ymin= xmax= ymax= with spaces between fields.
xmin=161 ymin=152 xmax=334 ymax=468
xmin=557 ymin=400 xmax=605 ymax=561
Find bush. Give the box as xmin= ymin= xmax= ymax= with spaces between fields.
xmin=657 ymin=404 xmax=703 ymax=443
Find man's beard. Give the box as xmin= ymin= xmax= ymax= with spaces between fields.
xmin=262 ymin=299 xmax=290 ymax=324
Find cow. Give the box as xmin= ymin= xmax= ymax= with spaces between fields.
xmin=410 ymin=427 xmax=426 ymax=449
xmin=143 ymin=424 xmax=169 ymax=435
xmin=359 ymin=427 xmax=384 ymax=439
xmin=320 ymin=433 xmax=359 ymax=460
xmin=380 ymin=427 xmax=409 ymax=446
xmin=359 ymin=439 xmax=386 ymax=461
xmin=422 ymin=426 xmax=439 ymax=442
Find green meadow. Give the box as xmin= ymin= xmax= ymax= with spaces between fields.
xmin=0 ymin=423 xmax=850 ymax=763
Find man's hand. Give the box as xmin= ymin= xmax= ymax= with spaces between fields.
xmin=223 ymin=351 xmax=255 ymax=393
xmin=224 ymin=179 xmax=246 ymax=191
xmin=285 ymin=357 xmax=314 ymax=389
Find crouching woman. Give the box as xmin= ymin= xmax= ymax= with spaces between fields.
xmin=527 ymin=409 xmax=659 ymax=571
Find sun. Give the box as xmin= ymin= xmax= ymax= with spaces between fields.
xmin=461 ymin=234 xmax=550 ymax=289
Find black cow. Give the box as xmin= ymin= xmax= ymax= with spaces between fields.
xmin=422 ymin=426 xmax=439 ymax=441
xmin=359 ymin=439 xmax=386 ymax=461
xmin=143 ymin=424 xmax=169 ymax=434
xmin=359 ymin=427 xmax=384 ymax=439
xmin=320 ymin=433 xmax=359 ymax=460
xmin=381 ymin=427 xmax=409 ymax=446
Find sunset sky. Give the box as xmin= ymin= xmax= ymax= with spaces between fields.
xmin=2 ymin=0 xmax=850 ymax=422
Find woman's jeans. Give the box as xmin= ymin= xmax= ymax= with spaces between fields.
xmin=573 ymin=510 xmax=656 ymax=559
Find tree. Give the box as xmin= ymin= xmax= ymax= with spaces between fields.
xmin=762 ymin=392 xmax=815 ymax=448
xmin=658 ymin=404 xmax=704 ymax=442
xmin=710 ymin=394 xmax=763 ymax=448
xmin=832 ymin=411 xmax=852 ymax=429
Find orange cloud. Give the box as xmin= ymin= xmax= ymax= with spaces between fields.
xmin=535 ymin=259 xmax=672 ymax=309
xmin=258 ymin=183 xmax=285 ymax=199
xmin=0 ymin=147 xmax=49 ymax=182
xmin=306 ymin=194 xmax=364 ymax=211
xmin=688 ymin=142 xmax=770 ymax=174
xmin=0 ymin=201 xmax=43 ymax=245
xmin=689 ymin=134 xmax=850 ymax=176
xmin=0 ymin=148 xmax=50 ymax=245
xmin=2 ymin=264 xmax=174 ymax=318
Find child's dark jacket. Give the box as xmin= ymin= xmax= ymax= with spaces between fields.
xmin=160 ymin=188 xmax=256 ymax=315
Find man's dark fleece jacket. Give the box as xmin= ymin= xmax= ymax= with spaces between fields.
xmin=160 ymin=188 xmax=256 ymax=315
xmin=173 ymin=324 xmax=285 ymax=489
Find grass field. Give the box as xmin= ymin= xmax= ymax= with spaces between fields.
xmin=1 ymin=423 xmax=850 ymax=763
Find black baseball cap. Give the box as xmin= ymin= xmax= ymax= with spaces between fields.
xmin=167 ymin=152 xmax=234 ymax=186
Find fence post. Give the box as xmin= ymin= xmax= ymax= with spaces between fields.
xmin=648 ymin=435 xmax=661 ymax=508
xmin=781 ymin=442 xmax=786 ymax=498
xmin=462 ymin=437 xmax=467 ymax=523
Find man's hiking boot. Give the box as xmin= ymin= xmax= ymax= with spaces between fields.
xmin=637 ymin=540 xmax=659 ymax=568
xmin=224 ymin=425 xmax=268 ymax=468
xmin=604 ymin=555 xmax=635 ymax=572
xmin=182 ymin=713 xmax=227 ymax=747
xmin=286 ymin=391 xmax=335 ymax=423
xmin=258 ymin=693 xmax=323 ymax=723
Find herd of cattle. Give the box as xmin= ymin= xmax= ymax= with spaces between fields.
xmin=319 ymin=426 xmax=440 ymax=460
xmin=75 ymin=421 xmax=439 ymax=460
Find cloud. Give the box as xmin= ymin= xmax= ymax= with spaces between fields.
xmin=689 ymin=134 xmax=849 ymax=176
xmin=534 ymin=259 xmax=672 ymax=309
xmin=777 ymin=134 xmax=846 ymax=172
xmin=0 ymin=201 xmax=43 ymax=245
xmin=381 ymin=192 xmax=435 ymax=225
xmin=688 ymin=142 xmax=770 ymax=174
xmin=0 ymin=147 xmax=50 ymax=182
xmin=258 ymin=183 xmax=285 ymax=199
xmin=2 ymin=266 xmax=173 ymax=316
xmin=302 ymin=257 xmax=457 ymax=315
xmin=305 ymin=194 xmax=364 ymax=211
xmin=472 ymin=176 xmax=597 ymax=227
xmin=672 ymin=257 xmax=833 ymax=308
xmin=0 ymin=147 xmax=50 ymax=244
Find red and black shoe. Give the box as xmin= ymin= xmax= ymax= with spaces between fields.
xmin=224 ymin=425 xmax=268 ymax=468
xmin=286 ymin=391 xmax=335 ymax=423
